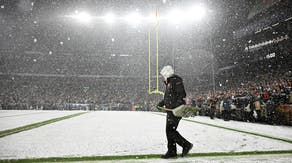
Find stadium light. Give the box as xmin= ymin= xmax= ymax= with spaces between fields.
xmin=167 ymin=9 xmax=184 ymax=24
xmin=124 ymin=12 xmax=142 ymax=27
xmin=64 ymin=6 xmax=208 ymax=26
xmin=65 ymin=11 xmax=92 ymax=24
xmin=166 ymin=5 xmax=207 ymax=24
xmin=103 ymin=12 xmax=116 ymax=24
xmin=147 ymin=13 xmax=157 ymax=23
xmin=186 ymin=5 xmax=206 ymax=21
xmin=75 ymin=12 xmax=92 ymax=23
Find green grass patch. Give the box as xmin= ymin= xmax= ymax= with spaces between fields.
xmin=0 ymin=112 xmax=87 ymax=138
xmin=1 ymin=150 xmax=292 ymax=162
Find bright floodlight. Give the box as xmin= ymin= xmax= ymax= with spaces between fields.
xmin=76 ymin=12 xmax=92 ymax=23
xmin=124 ymin=12 xmax=142 ymax=26
xmin=66 ymin=12 xmax=92 ymax=23
xmin=147 ymin=13 xmax=157 ymax=23
xmin=103 ymin=13 xmax=115 ymax=24
xmin=167 ymin=9 xmax=184 ymax=24
xmin=187 ymin=5 xmax=206 ymax=21
xmin=166 ymin=6 xmax=207 ymax=24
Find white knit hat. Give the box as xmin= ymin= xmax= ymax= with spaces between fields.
xmin=160 ymin=65 xmax=174 ymax=80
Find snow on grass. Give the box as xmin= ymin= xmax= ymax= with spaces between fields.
xmin=1 ymin=111 xmax=292 ymax=160
xmin=98 ymin=153 xmax=292 ymax=163
xmin=187 ymin=116 xmax=292 ymax=141
xmin=0 ymin=112 xmax=86 ymax=138
xmin=0 ymin=110 xmax=85 ymax=131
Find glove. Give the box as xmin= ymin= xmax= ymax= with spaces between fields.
xmin=157 ymin=100 xmax=165 ymax=111
xmin=158 ymin=100 xmax=164 ymax=107
xmin=156 ymin=105 xmax=162 ymax=111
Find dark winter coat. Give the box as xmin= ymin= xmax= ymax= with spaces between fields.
xmin=158 ymin=75 xmax=186 ymax=109
xmin=223 ymin=98 xmax=232 ymax=111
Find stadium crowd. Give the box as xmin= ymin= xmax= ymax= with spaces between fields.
xmin=0 ymin=76 xmax=149 ymax=111
xmin=192 ymin=68 xmax=292 ymax=125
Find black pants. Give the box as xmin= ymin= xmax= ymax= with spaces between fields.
xmin=166 ymin=112 xmax=191 ymax=153
xmin=209 ymin=108 xmax=215 ymax=119
xmin=223 ymin=110 xmax=231 ymax=121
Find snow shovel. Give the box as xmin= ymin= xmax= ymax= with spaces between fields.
xmin=157 ymin=105 xmax=200 ymax=118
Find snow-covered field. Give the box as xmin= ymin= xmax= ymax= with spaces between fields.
xmin=0 ymin=110 xmax=84 ymax=131
xmin=0 ymin=110 xmax=292 ymax=162
xmin=187 ymin=116 xmax=292 ymax=141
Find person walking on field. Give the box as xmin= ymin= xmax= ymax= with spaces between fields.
xmin=157 ymin=65 xmax=193 ymax=159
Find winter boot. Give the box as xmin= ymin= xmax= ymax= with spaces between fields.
xmin=182 ymin=143 xmax=193 ymax=157
xmin=161 ymin=151 xmax=177 ymax=159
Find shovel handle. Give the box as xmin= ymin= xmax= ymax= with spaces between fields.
xmin=157 ymin=106 xmax=173 ymax=112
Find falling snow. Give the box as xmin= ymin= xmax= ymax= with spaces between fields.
xmin=0 ymin=0 xmax=291 ymax=162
